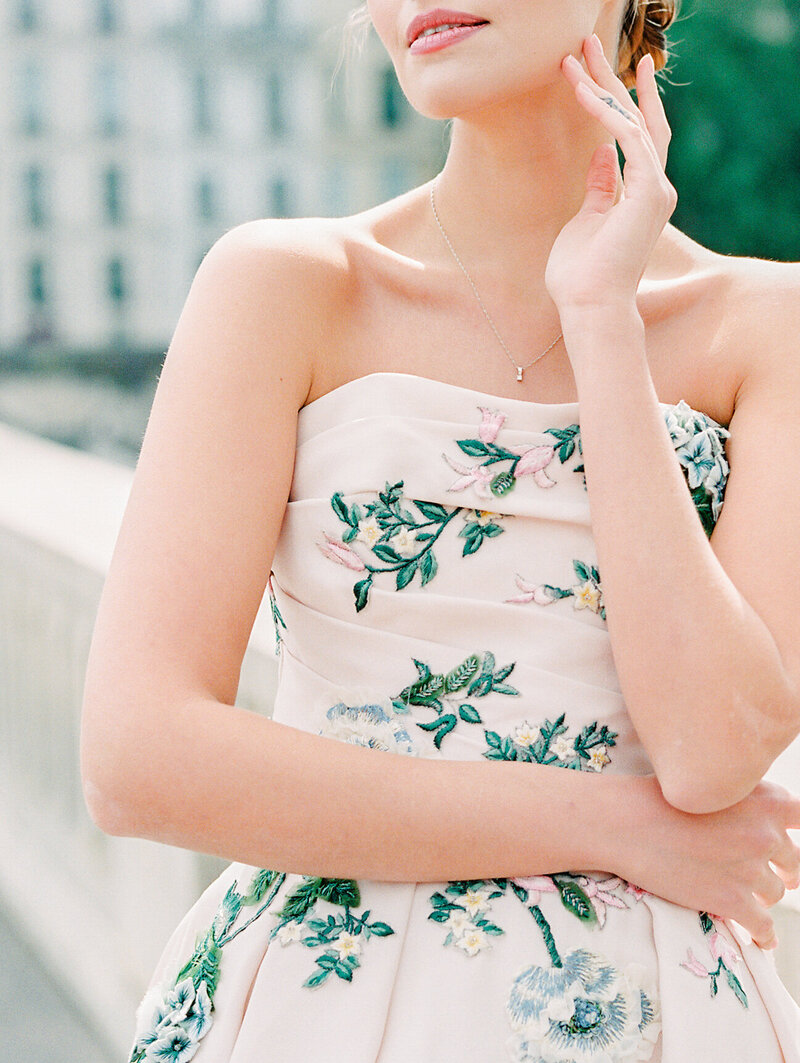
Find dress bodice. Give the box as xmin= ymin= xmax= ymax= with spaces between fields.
xmin=269 ymin=372 xmax=730 ymax=777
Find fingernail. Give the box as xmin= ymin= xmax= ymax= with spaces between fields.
xmin=591 ymin=33 xmax=603 ymax=51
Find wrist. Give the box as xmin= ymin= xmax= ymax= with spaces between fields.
xmin=597 ymin=774 xmax=664 ymax=881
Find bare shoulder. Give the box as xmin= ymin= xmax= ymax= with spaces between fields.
xmin=715 ymin=253 xmax=800 ymax=389
xmin=186 ymin=216 xmax=359 ymax=408
xmin=651 ymin=226 xmax=800 ymax=421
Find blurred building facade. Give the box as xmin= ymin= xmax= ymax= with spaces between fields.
xmin=0 ymin=0 xmax=445 ymax=355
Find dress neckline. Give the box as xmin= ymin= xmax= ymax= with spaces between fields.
xmin=299 ymin=371 xmax=581 ymax=417
xmin=297 ymin=370 xmax=724 ymax=421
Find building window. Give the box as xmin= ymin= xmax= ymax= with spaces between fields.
xmin=103 ymin=166 xmax=124 ymax=225
xmin=107 ymin=256 xmax=128 ymax=306
xmin=192 ymin=71 xmax=213 ymax=135
xmin=96 ymin=0 xmax=119 ymax=34
xmin=269 ymin=177 xmax=291 ymax=218
xmin=19 ymin=60 xmax=45 ymax=135
xmin=28 ymin=257 xmax=48 ymax=307
xmin=96 ymin=62 xmax=123 ymax=136
xmin=381 ymin=67 xmax=408 ymax=129
xmin=196 ymin=175 xmax=217 ymax=221
xmin=267 ymin=71 xmax=286 ymax=137
xmin=17 ymin=0 xmax=38 ymax=31
xmin=24 ymin=165 xmax=47 ymax=227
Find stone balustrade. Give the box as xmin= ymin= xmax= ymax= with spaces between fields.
xmin=0 ymin=421 xmax=797 ymax=1057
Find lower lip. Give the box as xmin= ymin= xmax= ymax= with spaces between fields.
xmin=409 ymin=23 xmax=487 ymax=55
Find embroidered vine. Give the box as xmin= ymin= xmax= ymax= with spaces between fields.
xmin=129 ymin=868 xmax=287 ymax=1061
xmin=391 ymin=651 xmax=519 ymax=750
xmin=269 ymin=876 xmax=395 ymax=988
xmin=508 ymin=560 xmax=605 ymax=620
xmin=680 ymin=911 xmax=748 ymax=1008
xmin=267 ymin=572 xmax=287 ymax=655
xmin=318 ymin=480 xmax=504 ymax=611
xmin=483 ymin=714 xmax=617 ymax=773
xmin=443 ymin=407 xmax=581 ymax=498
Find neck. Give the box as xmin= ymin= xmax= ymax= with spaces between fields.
xmin=433 ymin=78 xmax=622 ymax=292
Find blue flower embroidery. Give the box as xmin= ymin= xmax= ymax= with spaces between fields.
xmin=321 ymin=701 xmax=418 ymax=756
xmin=506 ymin=948 xmax=660 ymax=1063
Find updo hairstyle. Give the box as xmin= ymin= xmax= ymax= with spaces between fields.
xmin=617 ymin=0 xmax=679 ymax=88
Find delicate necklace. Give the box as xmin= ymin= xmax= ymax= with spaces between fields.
xmin=430 ymin=179 xmax=563 ymax=383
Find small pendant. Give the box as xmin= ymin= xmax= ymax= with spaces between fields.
xmin=516 ymin=366 xmax=524 ymax=382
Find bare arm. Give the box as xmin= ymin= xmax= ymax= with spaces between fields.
xmin=559 ymin=279 xmax=800 ymax=815
xmin=551 ymin=41 xmax=800 ymax=815
xmin=80 ymin=222 xmax=799 ymax=947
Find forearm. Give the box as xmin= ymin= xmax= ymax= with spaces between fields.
xmin=82 ymin=693 xmax=625 ymax=881
xmin=561 ymin=303 xmax=797 ymax=810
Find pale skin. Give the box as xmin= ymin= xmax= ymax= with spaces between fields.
xmin=80 ymin=0 xmax=800 ymax=953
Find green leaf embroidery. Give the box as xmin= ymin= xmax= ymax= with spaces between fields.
xmin=553 ymin=878 xmax=597 ymax=924
xmin=392 ymin=652 xmax=518 ymax=752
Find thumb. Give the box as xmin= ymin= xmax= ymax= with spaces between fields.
xmin=581 ymin=142 xmax=619 ymax=215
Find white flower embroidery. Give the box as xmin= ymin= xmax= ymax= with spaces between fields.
xmin=551 ymin=736 xmax=574 ymax=762
xmin=335 ymin=932 xmax=362 ymax=959
xmin=588 ymin=745 xmax=611 ymax=772
xmin=461 ymin=887 xmax=492 ymax=916
xmin=455 ymin=926 xmax=490 ymax=956
xmin=275 ymin=920 xmax=306 ymax=946
xmin=573 ymin=581 xmax=602 ymax=613
xmin=514 ymin=721 xmax=540 ymax=747
xmin=355 ymin=515 xmax=382 ymax=548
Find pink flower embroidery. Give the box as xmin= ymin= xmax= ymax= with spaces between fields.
xmin=477 ymin=407 xmax=507 ymax=444
xmin=511 ymin=875 xmax=559 ymax=905
xmin=709 ymin=930 xmax=740 ymax=969
xmin=316 ymin=532 xmax=366 ymax=571
xmin=624 ymin=882 xmax=649 ymax=901
xmin=680 ymin=948 xmax=710 ymax=979
xmin=509 ymin=443 xmax=557 ymax=488
xmin=505 ymin=574 xmax=556 ymax=606
xmin=443 ymin=453 xmax=496 ymax=498
xmin=576 ymin=875 xmax=628 ymax=927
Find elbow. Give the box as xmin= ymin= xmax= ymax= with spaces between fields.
xmin=653 ymin=746 xmax=765 ymax=815
xmin=80 ymin=699 xmax=150 ymax=838
xmin=658 ymin=772 xmax=752 ymax=815
xmin=81 ymin=771 xmax=133 ymax=837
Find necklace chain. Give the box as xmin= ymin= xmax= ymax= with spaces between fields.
xmin=429 ymin=179 xmax=562 ymax=383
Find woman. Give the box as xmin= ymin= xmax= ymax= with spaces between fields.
xmin=80 ymin=1 xmax=800 ymax=1060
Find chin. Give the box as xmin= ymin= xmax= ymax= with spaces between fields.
xmin=398 ymin=69 xmax=561 ymax=123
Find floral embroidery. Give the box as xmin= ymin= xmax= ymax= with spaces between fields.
xmin=267 ymin=572 xmax=287 ymax=655
xmin=128 ymin=868 xmax=286 ymax=1061
xmin=428 ymin=874 xmax=635 ymax=957
xmin=508 ymin=561 xmax=605 ymax=620
xmin=507 ymin=948 xmax=660 ymax=1063
xmin=320 ymin=700 xmax=419 ymax=756
xmin=425 ymin=874 xmax=660 ymax=1058
xmin=665 ymin=400 xmax=730 ymax=536
xmin=318 ymin=480 xmax=504 ymax=611
xmin=680 ymin=912 xmax=748 ymax=1008
xmin=443 ymin=406 xmax=573 ymax=498
xmin=268 ymin=877 xmax=395 ymax=988
xmin=484 ymin=714 xmax=617 ymax=773
xmin=391 ymin=651 xmax=519 ymax=750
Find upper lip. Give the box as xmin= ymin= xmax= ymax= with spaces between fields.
xmin=406 ymin=8 xmax=488 ymax=46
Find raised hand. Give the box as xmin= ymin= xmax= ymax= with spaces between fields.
xmin=545 ymin=33 xmax=677 ymax=316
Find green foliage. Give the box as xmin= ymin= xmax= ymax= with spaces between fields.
xmin=661 ymin=0 xmax=800 ymax=260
